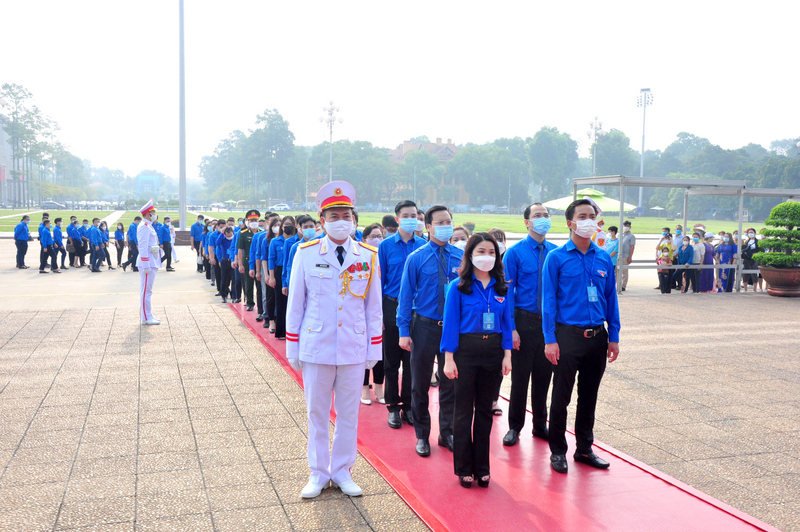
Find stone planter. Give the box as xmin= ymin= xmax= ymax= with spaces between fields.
xmin=758 ymin=266 xmax=800 ymax=297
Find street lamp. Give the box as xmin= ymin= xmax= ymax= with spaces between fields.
xmin=0 ymin=97 xmax=7 ymax=207
xmin=587 ymin=117 xmax=605 ymax=177
xmin=637 ymin=88 xmax=653 ymax=210
xmin=319 ymin=101 xmax=343 ymax=183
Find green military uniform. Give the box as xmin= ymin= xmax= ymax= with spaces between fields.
xmin=239 ymin=209 xmax=261 ymax=310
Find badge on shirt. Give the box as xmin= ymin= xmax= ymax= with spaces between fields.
xmin=482 ymin=312 xmax=495 ymax=330
xmin=315 ymin=263 xmax=329 ymax=268
xmin=596 ymin=269 xmax=607 ymax=277
xmin=494 ymin=296 xmax=505 ymax=303
xmin=587 ymin=285 xmax=599 ymax=302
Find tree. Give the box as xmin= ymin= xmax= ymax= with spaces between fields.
xmin=397 ymin=149 xmax=443 ymax=202
xmin=662 ymin=132 xmax=711 ymax=163
xmin=447 ymin=145 xmax=527 ymax=208
xmin=769 ymin=138 xmax=800 ymax=157
xmin=408 ymin=135 xmax=430 ymax=143
xmin=528 ymin=127 xmax=578 ymax=200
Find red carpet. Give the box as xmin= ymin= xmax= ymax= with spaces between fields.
xmin=229 ymin=304 xmax=778 ymax=532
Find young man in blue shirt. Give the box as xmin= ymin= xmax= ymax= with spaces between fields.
xmin=190 ymin=214 xmax=205 ymax=272
xmin=217 ymin=226 xmax=235 ymax=303
xmin=87 ymin=218 xmax=104 ymax=272
xmin=159 ymin=216 xmax=175 ymax=271
xmin=542 ymin=198 xmax=621 ymax=474
xmin=14 ymin=215 xmax=31 ymax=269
xmin=379 ymin=200 xmax=427 ymax=429
xmin=501 ymin=203 xmax=558 ymax=447
xmin=79 ymin=219 xmax=90 ymax=267
xmin=397 ymin=205 xmax=463 ymax=457
xmin=39 ymin=218 xmax=60 ymax=273
xmin=122 ymin=217 xmax=141 ymax=272
xmin=53 ymin=218 xmax=68 ymax=270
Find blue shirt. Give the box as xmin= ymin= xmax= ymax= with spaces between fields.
xmin=207 ymin=231 xmax=220 ymax=256
xmin=115 ymin=229 xmax=124 ymax=242
xmin=249 ymin=231 xmax=266 ymax=270
xmin=153 ymin=222 xmax=163 ymax=245
xmin=353 ymin=230 xmax=363 ymax=242
xmin=230 ymin=227 xmax=240 ymax=261
xmin=127 ymin=223 xmax=139 ymax=245
xmin=79 ymin=226 xmax=89 ymax=240
xmin=218 ymin=235 xmax=233 ymax=258
xmin=268 ymin=235 xmax=287 ymax=269
xmin=101 ymin=229 xmax=109 ymax=243
xmin=440 ymin=275 xmax=514 ymax=353
xmin=542 ymin=239 xmax=620 ymax=344
xmin=159 ymin=224 xmax=172 ymax=243
xmin=503 ymin=235 xmax=558 ymax=315
xmin=213 ymin=231 xmax=225 ymax=259
xmin=677 ymin=244 xmax=693 ymax=265
xmin=190 ymin=221 xmax=204 ymax=242
xmin=87 ymin=225 xmax=103 ymax=246
xmin=397 ymin=240 xmax=464 ymax=336
xmin=39 ymin=226 xmax=54 ymax=247
xmin=54 ymin=226 xmax=64 ymax=247
xmin=606 ymin=238 xmax=619 ymax=266
xmin=378 ymin=232 xmax=427 ymax=298
xmin=202 ymin=232 xmax=209 ymax=253
xmin=14 ymin=222 xmax=30 ymax=241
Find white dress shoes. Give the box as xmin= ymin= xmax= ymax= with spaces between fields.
xmin=300 ymin=481 xmax=328 ymax=499
xmin=333 ymin=480 xmax=363 ymax=497
xmin=142 ymin=318 xmax=161 ymax=325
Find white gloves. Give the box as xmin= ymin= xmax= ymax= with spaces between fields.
xmin=141 ymin=267 xmax=152 ymax=274
xmin=366 ymin=360 xmax=378 ymax=370
xmin=149 ymin=246 xmax=160 ymax=256
xmin=288 ymin=358 xmax=303 ymax=371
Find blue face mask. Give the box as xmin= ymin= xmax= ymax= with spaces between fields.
xmin=532 ymin=217 xmax=551 ymax=235
xmin=83 ymin=224 xmax=89 ymax=228
xmin=399 ymin=218 xmax=418 ymax=233
xmin=434 ymin=224 xmax=454 ymax=242
xmin=693 ymin=237 xmax=699 ymax=242
xmin=662 ymin=232 xmax=668 ymax=237
xmin=676 ymin=229 xmax=682 ymax=235
xmin=23 ymin=220 xmax=29 ymax=224
xmin=723 ymin=237 xmax=730 ymax=242
xmin=302 ymin=228 xmax=315 ymax=240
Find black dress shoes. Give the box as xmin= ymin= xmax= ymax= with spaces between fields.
xmin=221 ymin=297 xmax=227 ymax=303
xmin=574 ymin=452 xmax=610 ymax=469
xmin=255 ymin=314 xmax=264 ymax=322
xmin=246 ymin=304 xmax=254 ymax=311
xmin=400 ymin=410 xmax=414 ymax=426
xmin=551 ymin=454 xmax=568 ymax=474
xmin=388 ymin=411 xmax=402 ymax=429
xmin=438 ymin=435 xmax=454 ymax=452
xmin=533 ymin=427 xmax=549 ymax=441
xmin=502 ymin=430 xmax=519 ymax=446
xmin=214 ymin=292 xmax=221 ymax=297
xmin=262 ymin=321 xmax=270 ymax=328
xmin=415 ymin=439 xmax=431 ymax=457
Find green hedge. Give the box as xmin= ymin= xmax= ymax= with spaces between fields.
xmin=755 ymin=201 xmax=800 ymax=268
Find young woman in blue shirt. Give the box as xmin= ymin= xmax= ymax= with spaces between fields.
xmin=441 ymin=232 xmax=513 ymax=488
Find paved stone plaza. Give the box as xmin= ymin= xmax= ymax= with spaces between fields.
xmin=1 ymin=240 xmax=799 ymax=531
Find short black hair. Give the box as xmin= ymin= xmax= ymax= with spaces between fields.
xmin=623 ymin=220 xmax=632 ymax=227
xmin=352 ymin=210 xmax=359 ymax=223
xmin=296 ymin=214 xmax=314 ymax=227
xmin=21 ymin=215 xmax=30 ymax=221
xmin=227 ymin=217 xmax=235 ymax=222
xmin=363 ymin=223 xmax=383 ymax=239
xmin=82 ymin=219 xmax=89 ymax=223
xmin=42 ymin=212 xmax=49 ymax=218
xmin=381 ymin=214 xmax=398 ymax=229
xmin=565 ymin=199 xmax=596 ymax=222
xmin=197 ymin=214 xmax=204 ymax=219
xmin=395 ymin=200 xmax=417 ymax=215
xmin=164 ymin=216 xmax=171 ymax=221
xmin=134 ymin=216 xmax=142 ymax=221
xmin=54 ymin=217 xmax=62 ymax=224
xmin=224 ymin=227 xmax=233 ymax=235
xmin=523 ymin=202 xmax=544 ymax=220
xmin=608 ymin=225 xmax=618 ymax=233
xmin=424 ymin=205 xmax=451 ymax=226
xmin=92 ymin=218 xmax=100 ymax=223
xmin=662 ymin=227 xmax=670 ymax=232
xmin=416 ymin=208 xmax=424 ymax=216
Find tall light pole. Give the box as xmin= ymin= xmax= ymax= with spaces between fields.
xmin=0 ymin=97 xmax=7 ymax=207
xmin=178 ymin=0 xmax=187 ymax=229
xmin=637 ymin=88 xmax=653 ymax=211
xmin=413 ymin=166 xmax=417 ymax=204
xmin=587 ymin=117 xmax=605 ymax=177
xmin=319 ymin=101 xmax=343 ymax=183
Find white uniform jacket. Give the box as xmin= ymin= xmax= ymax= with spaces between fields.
xmin=136 ymin=220 xmax=162 ymax=270
xmin=286 ymin=236 xmax=383 ymax=365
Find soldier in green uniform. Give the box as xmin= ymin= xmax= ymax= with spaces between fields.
xmin=238 ymin=209 xmax=261 ymax=311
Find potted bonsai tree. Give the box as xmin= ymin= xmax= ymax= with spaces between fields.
xmin=463 ymin=221 xmax=476 ymax=234
xmin=753 ymin=200 xmax=800 ymax=297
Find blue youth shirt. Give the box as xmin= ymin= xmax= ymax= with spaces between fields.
xmin=396 ymin=240 xmax=464 ymax=336
xmin=54 ymin=225 xmax=64 ymax=247
xmin=127 ymin=223 xmax=139 ymax=245
xmin=87 ymin=225 xmax=103 ymax=246
xmin=268 ymin=235 xmax=287 ymax=270
xmin=440 ymin=275 xmax=514 ymax=353
xmin=190 ymin=221 xmax=204 ymax=242
xmin=114 ymin=229 xmax=124 ymax=243
xmin=14 ymin=221 xmax=30 ymax=241
xmin=40 ymin=226 xmax=54 ymax=247
xmin=541 ymin=238 xmax=620 ymax=344
xmin=378 ymin=232 xmax=427 ymax=298
xmin=159 ymin=224 xmax=172 ymax=243
xmin=503 ymin=235 xmax=558 ymax=315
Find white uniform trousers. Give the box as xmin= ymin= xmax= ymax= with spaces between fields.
xmin=302 ymin=362 xmax=363 ymax=486
xmin=171 ymin=244 xmax=178 ymax=262
xmin=139 ymin=268 xmax=157 ymax=322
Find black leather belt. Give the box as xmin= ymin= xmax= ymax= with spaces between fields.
xmin=558 ymin=323 xmax=604 ymax=338
xmin=461 ymin=332 xmax=500 ymax=340
xmin=384 ymin=296 xmax=398 ymax=302
xmin=516 ymin=309 xmax=542 ymax=319
xmin=414 ymin=313 xmax=443 ymax=327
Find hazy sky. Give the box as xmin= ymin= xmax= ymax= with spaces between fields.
xmin=2 ymin=0 xmax=798 ymax=181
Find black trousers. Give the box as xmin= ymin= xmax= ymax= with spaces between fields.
xmin=453 ymin=333 xmax=503 ymax=478
xmin=204 ymin=255 xmax=211 ymax=279
xmin=116 ymin=242 xmax=124 ymax=265
xmin=194 ymin=241 xmax=204 ymax=271
xmin=57 ymin=246 xmax=67 ymax=269
xmin=549 ymin=325 xmax=608 ymax=456
xmin=242 ymin=259 xmax=254 ymax=306
xmin=40 ymin=246 xmax=51 ymax=270
xmin=219 ymin=259 xmax=232 ymax=298
xmin=364 ymin=362 xmax=385 ymax=386
xmin=274 ymin=266 xmax=287 ymax=337
xmin=683 ymin=268 xmax=698 ymax=292
xmin=161 ymin=242 xmax=172 ymax=269
xmin=124 ymin=243 xmax=138 ymax=270
xmin=15 ymin=240 xmax=28 ymax=268
xmin=658 ymin=272 xmax=672 ymax=294
xmin=383 ymin=297 xmax=411 ymax=413
xmin=214 ymin=262 xmax=222 ymax=289
xmin=255 ymin=270 xmax=263 ymax=315
xmin=103 ymin=245 xmax=111 ymax=266
xmin=410 ymin=315 xmax=454 ymax=440
xmin=508 ymin=311 xmax=552 ymax=434
xmin=264 ymin=283 xmax=276 ymax=320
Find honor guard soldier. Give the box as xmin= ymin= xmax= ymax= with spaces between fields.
xmin=137 ymin=200 xmax=163 ymax=325
xmin=501 ymin=203 xmax=558 ymax=446
xmin=397 ymin=205 xmax=464 ymax=457
xmin=285 ymin=180 xmax=383 ymax=499
xmin=542 ymin=199 xmax=620 ymax=474
xmin=238 ymin=209 xmax=260 ymax=311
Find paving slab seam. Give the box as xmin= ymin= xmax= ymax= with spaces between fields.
xmin=51 ymin=308 xmax=116 ymax=531
xmin=133 ymin=309 xmax=143 ymax=529
xmin=0 ymin=310 xmax=53 ymax=394
xmin=0 ymin=309 xmax=86 ymax=489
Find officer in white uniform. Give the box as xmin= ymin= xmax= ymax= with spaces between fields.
xmin=286 ymin=181 xmax=383 ymax=499
xmin=137 ymin=200 xmax=163 ymax=325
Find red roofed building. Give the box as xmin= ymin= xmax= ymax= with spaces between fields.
xmin=388 ymin=137 xmax=468 ymax=206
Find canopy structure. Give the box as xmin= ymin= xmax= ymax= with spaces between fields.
xmin=544 ymin=188 xmax=637 ymax=212
xmin=572 ymin=176 xmax=800 ymax=293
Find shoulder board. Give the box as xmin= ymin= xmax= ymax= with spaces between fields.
xmin=300 ymin=239 xmax=321 ymax=249
xmin=358 ymin=242 xmax=378 ymax=252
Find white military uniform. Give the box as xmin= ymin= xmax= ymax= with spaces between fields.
xmin=286 ymin=235 xmax=383 ymax=487
xmin=137 ymin=215 xmax=162 ymax=323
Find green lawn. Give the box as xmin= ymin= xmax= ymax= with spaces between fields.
xmin=0 ymin=210 xmax=113 ymax=232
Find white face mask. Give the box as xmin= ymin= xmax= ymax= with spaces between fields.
xmin=249 ymin=222 xmax=258 ymax=230
xmin=149 ymin=214 xmax=158 ymax=223
xmin=324 ymin=219 xmax=354 ymax=241
xmin=366 ymin=237 xmax=381 ymax=248
xmin=573 ymin=219 xmax=598 ymax=239
xmin=416 ymin=220 xmax=425 ymax=232
xmin=497 ymin=243 xmax=506 ymax=254
xmin=453 ymin=240 xmax=467 ymax=251
xmin=165 ymin=221 xmax=171 ymax=227
xmin=623 ymin=226 xmax=630 ymax=233
xmin=271 ymin=226 xmax=280 ymax=235
xmin=471 ymin=255 xmax=496 ymax=272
